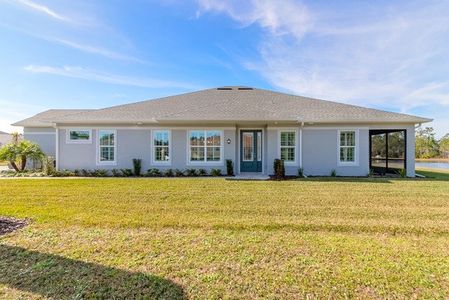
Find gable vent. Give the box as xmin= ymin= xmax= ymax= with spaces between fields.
xmin=217 ymin=87 xmax=233 ymax=90
xmin=238 ymin=87 xmax=253 ymax=90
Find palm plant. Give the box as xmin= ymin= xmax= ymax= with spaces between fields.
xmin=0 ymin=139 xmax=44 ymax=172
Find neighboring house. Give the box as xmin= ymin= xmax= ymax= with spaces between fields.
xmin=0 ymin=131 xmax=12 ymax=147
xmin=13 ymin=87 xmax=432 ymax=177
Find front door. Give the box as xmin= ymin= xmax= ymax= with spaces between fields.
xmin=240 ymin=130 xmax=262 ymax=172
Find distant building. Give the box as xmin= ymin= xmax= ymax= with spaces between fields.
xmin=0 ymin=131 xmax=12 ymax=147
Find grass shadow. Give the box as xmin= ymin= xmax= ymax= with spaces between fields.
xmin=0 ymin=244 xmax=185 ymax=299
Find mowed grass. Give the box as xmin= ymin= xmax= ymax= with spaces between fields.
xmin=1 ymin=175 xmax=449 ymax=299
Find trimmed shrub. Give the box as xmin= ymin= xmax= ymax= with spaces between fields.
xmin=210 ymin=168 xmax=222 ymax=177
xmin=91 ymin=169 xmax=109 ymax=177
xmin=273 ymin=159 xmax=285 ymax=179
xmin=226 ymin=159 xmax=234 ymax=176
xmin=121 ymin=169 xmax=134 ymax=177
xmin=52 ymin=169 xmax=75 ymax=177
xmin=198 ymin=169 xmax=207 ymax=176
xmin=132 ymin=158 xmax=142 ymax=176
xmin=111 ymin=169 xmax=122 ymax=177
xmin=175 ymin=169 xmax=184 ymax=177
xmin=164 ymin=169 xmax=174 ymax=177
xmin=185 ymin=168 xmax=198 ymax=177
xmin=147 ymin=168 xmax=161 ymax=177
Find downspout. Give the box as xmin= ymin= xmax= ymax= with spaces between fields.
xmin=299 ymin=121 xmax=304 ymax=171
xmin=53 ymin=123 xmax=59 ymax=171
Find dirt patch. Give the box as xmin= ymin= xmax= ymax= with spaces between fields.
xmin=0 ymin=217 xmax=30 ymax=236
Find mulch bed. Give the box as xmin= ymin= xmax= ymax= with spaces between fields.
xmin=0 ymin=217 xmax=30 ymax=236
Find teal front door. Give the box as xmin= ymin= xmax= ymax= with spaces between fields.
xmin=240 ymin=130 xmax=262 ymax=172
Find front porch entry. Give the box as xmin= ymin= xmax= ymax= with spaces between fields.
xmin=240 ymin=130 xmax=262 ymax=172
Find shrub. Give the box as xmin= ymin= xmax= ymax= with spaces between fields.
xmin=0 ymin=139 xmax=45 ymax=172
xmin=330 ymin=169 xmax=337 ymax=177
xmin=91 ymin=169 xmax=109 ymax=177
xmin=397 ymin=168 xmax=406 ymax=178
xmin=198 ymin=169 xmax=207 ymax=176
xmin=52 ymin=169 xmax=75 ymax=177
xmin=81 ymin=169 xmax=91 ymax=177
xmin=132 ymin=158 xmax=142 ymax=176
xmin=43 ymin=156 xmax=56 ymax=176
xmin=175 ymin=169 xmax=184 ymax=177
xmin=111 ymin=169 xmax=122 ymax=177
xmin=210 ymin=169 xmax=222 ymax=176
xmin=121 ymin=169 xmax=134 ymax=177
xmin=147 ymin=168 xmax=161 ymax=177
xmin=185 ymin=168 xmax=198 ymax=177
xmin=226 ymin=159 xmax=234 ymax=176
xmin=74 ymin=169 xmax=82 ymax=177
xmin=273 ymin=159 xmax=285 ymax=179
xmin=164 ymin=169 xmax=174 ymax=177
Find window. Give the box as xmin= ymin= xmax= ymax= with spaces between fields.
xmin=279 ymin=130 xmax=296 ymax=163
xmin=153 ymin=130 xmax=170 ymax=164
xmin=339 ymin=130 xmax=357 ymax=165
xmin=67 ymin=129 xmax=91 ymax=143
xmin=189 ymin=130 xmax=222 ymax=163
xmin=98 ymin=130 xmax=116 ymax=164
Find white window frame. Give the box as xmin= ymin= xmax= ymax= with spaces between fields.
xmin=278 ymin=129 xmax=298 ymax=165
xmin=151 ymin=129 xmax=172 ymax=166
xmin=187 ymin=129 xmax=224 ymax=165
xmin=96 ymin=129 xmax=117 ymax=166
xmin=337 ymin=129 xmax=359 ymax=166
xmin=66 ymin=129 xmax=92 ymax=144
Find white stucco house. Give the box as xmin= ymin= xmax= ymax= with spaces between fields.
xmin=13 ymin=87 xmax=432 ymax=177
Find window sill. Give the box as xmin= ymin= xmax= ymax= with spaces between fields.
xmin=337 ymin=162 xmax=359 ymax=167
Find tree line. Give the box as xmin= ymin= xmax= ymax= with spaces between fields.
xmin=416 ymin=127 xmax=449 ymax=159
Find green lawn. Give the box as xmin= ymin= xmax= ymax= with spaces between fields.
xmin=1 ymin=174 xmax=449 ymax=299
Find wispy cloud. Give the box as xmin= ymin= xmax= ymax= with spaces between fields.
xmin=15 ymin=0 xmax=71 ymax=22
xmin=0 ymin=99 xmax=46 ymax=133
xmin=196 ymin=0 xmax=311 ymax=39
xmin=49 ymin=38 xmax=148 ymax=63
xmin=197 ymin=0 xmax=449 ymax=112
xmin=24 ymin=65 xmax=199 ymax=90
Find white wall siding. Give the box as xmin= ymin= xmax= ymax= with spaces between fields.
xmin=23 ymin=127 xmax=56 ymax=157
xmin=58 ymin=128 xmax=236 ymax=173
xmin=302 ymin=129 xmax=370 ymax=177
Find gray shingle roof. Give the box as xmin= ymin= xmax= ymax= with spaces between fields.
xmin=12 ymin=109 xmax=94 ymax=127
xmin=14 ymin=87 xmax=432 ymax=126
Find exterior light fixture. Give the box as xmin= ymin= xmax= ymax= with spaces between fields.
xmin=226 ymin=138 xmax=232 ymax=144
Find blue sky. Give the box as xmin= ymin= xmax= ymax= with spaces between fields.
xmin=1 ymin=0 xmax=448 ymax=137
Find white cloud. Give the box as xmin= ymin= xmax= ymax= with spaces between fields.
xmin=24 ymin=65 xmax=200 ymax=90
xmin=197 ymin=0 xmax=449 ymax=112
xmin=14 ymin=0 xmax=71 ymax=22
xmin=197 ymin=0 xmax=311 ymax=39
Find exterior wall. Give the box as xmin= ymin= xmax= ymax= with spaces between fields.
xmin=58 ymin=128 xmax=235 ymax=173
xmin=53 ymin=124 xmax=416 ymax=177
xmin=266 ymin=128 xmax=301 ymax=176
xmin=302 ymin=129 xmax=370 ymax=176
xmin=23 ymin=127 xmax=56 ymax=156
